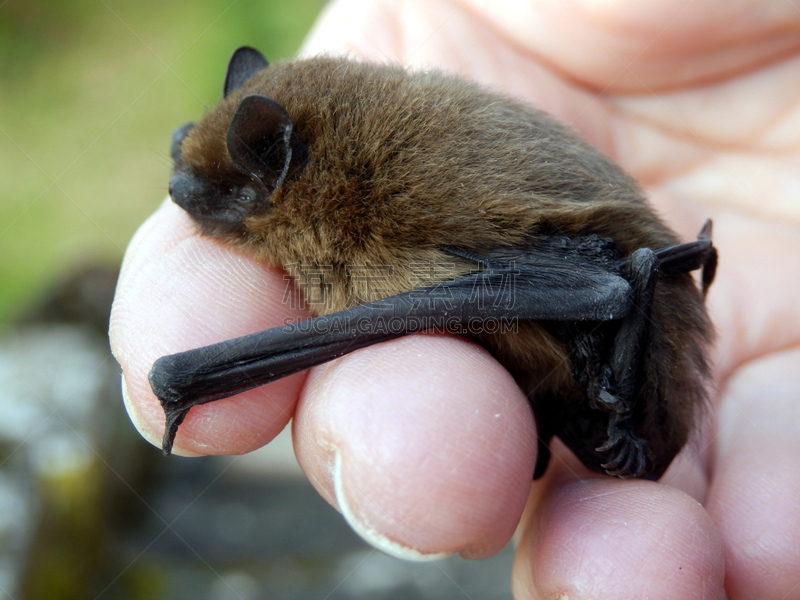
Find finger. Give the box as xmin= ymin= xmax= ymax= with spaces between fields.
xmin=299 ymin=0 xmax=608 ymax=140
xmin=109 ymin=200 xmax=308 ymax=455
xmin=463 ymin=0 xmax=800 ymax=91
xmin=292 ymin=334 xmax=537 ymax=560
xmin=706 ymin=347 xmax=800 ymax=600
xmin=513 ymin=465 xmax=726 ymax=600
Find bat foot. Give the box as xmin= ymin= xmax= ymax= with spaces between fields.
xmin=592 ymin=387 xmax=625 ymax=413
xmin=586 ymin=366 xmax=628 ymax=415
xmin=597 ymin=415 xmax=653 ymax=478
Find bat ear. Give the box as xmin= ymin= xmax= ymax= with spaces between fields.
xmin=227 ymin=94 xmax=308 ymax=190
xmin=223 ymin=47 xmax=268 ymax=97
xmin=170 ymin=121 xmax=195 ymax=163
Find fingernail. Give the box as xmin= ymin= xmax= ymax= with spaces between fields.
xmin=121 ymin=374 xmax=159 ymax=448
xmin=331 ymin=449 xmax=452 ymax=561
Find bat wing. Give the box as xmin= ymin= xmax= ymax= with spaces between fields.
xmin=150 ymin=243 xmax=633 ymax=453
xmin=655 ymin=219 xmax=717 ymax=295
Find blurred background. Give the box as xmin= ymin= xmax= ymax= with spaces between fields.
xmin=0 ymin=1 xmax=515 ymax=598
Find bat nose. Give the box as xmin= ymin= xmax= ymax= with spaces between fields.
xmin=168 ymin=172 xmax=195 ymax=210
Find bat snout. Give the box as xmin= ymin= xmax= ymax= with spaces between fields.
xmin=168 ymin=171 xmax=218 ymax=217
xmin=168 ymin=171 xmax=250 ymax=235
xmin=168 ymin=172 xmax=194 ymax=210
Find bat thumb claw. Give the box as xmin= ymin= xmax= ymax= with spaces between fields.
xmin=697 ymin=218 xmax=713 ymax=241
xmin=161 ymin=407 xmax=190 ymax=455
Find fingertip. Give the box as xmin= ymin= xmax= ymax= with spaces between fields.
xmin=513 ymin=477 xmax=726 ymax=600
xmin=293 ymin=334 xmax=537 ymax=559
xmin=330 ymin=448 xmax=453 ymax=561
xmin=110 ymin=201 xmax=309 ymax=455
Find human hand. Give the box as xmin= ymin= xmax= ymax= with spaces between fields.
xmin=110 ymin=1 xmax=800 ymax=598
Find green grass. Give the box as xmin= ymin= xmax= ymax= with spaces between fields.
xmin=0 ymin=0 xmax=325 ymax=325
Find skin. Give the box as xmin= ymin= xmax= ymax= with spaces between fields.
xmin=109 ymin=0 xmax=800 ymax=598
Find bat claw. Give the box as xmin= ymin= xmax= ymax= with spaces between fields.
xmin=597 ymin=417 xmax=654 ymax=478
xmin=161 ymin=406 xmax=190 ymax=455
xmin=593 ymin=388 xmax=624 ymax=413
xmin=697 ymin=219 xmax=713 ymax=241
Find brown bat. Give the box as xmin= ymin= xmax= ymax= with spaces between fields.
xmin=150 ymin=47 xmax=717 ymax=480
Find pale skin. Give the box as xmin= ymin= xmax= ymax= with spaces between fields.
xmin=109 ymin=0 xmax=800 ymax=598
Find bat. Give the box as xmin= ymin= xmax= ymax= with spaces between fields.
xmin=150 ymin=46 xmax=717 ymax=480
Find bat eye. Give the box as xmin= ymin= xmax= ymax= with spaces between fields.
xmin=237 ymin=184 xmax=259 ymax=206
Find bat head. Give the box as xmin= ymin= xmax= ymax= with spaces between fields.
xmin=169 ymin=47 xmax=308 ymax=239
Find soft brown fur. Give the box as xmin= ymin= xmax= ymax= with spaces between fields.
xmin=177 ymin=56 xmax=712 ymax=477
